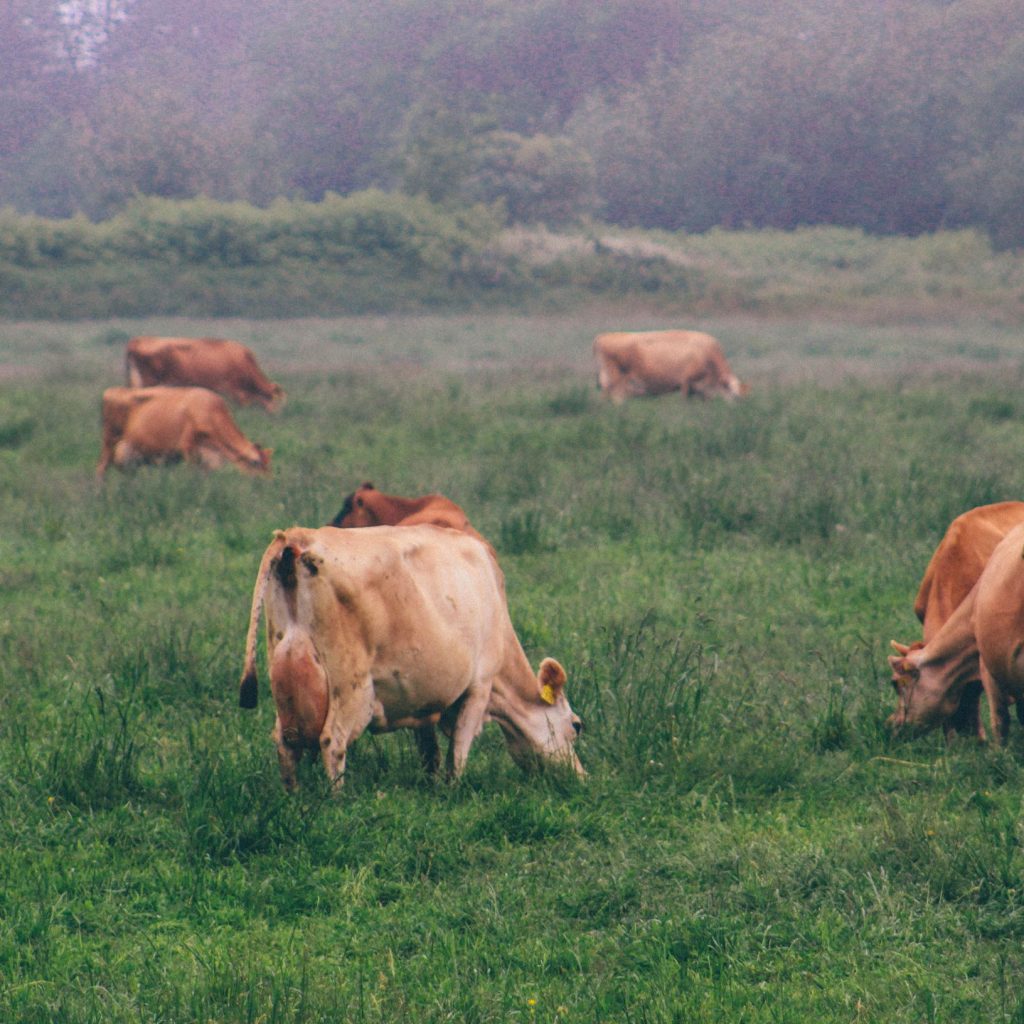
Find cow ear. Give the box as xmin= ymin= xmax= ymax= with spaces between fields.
xmin=888 ymin=654 xmax=917 ymax=677
xmin=538 ymin=658 xmax=567 ymax=704
xmin=361 ymin=481 xmax=375 ymax=490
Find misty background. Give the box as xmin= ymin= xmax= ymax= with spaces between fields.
xmin=3 ymin=0 xmax=1024 ymax=247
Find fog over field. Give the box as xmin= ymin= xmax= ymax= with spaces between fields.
xmin=5 ymin=1 xmax=1024 ymax=245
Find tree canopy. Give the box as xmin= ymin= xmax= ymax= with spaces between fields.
xmin=4 ymin=0 xmax=1024 ymax=244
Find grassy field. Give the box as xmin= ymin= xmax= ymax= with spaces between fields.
xmin=2 ymin=310 xmax=1024 ymax=1022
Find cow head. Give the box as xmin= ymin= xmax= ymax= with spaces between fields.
xmin=330 ymin=482 xmax=376 ymax=528
xmin=244 ymin=445 xmax=273 ymax=475
xmin=887 ymin=640 xmax=960 ymax=733
xmin=722 ymin=376 xmax=750 ymax=400
xmin=499 ymin=658 xmax=585 ymax=776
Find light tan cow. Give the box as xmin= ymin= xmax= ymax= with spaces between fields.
xmin=96 ymin=386 xmax=271 ymax=478
xmin=593 ymin=330 xmax=747 ymax=403
xmin=239 ymin=525 xmax=583 ymax=789
xmin=889 ymin=521 xmax=1024 ymax=743
xmin=125 ymin=336 xmax=284 ymax=411
xmin=901 ymin=501 xmax=1024 ymax=739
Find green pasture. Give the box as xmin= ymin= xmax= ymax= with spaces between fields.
xmin=2 ymin=313 xmax=1024 ymax=1022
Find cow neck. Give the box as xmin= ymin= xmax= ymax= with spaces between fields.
xmin=917 ymin=584 xmax=979 ymax=681
xmin=487 ymin=637 xmax=541 ymax=726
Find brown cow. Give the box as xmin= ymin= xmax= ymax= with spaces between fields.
xmin=900 ymin=501 xmax=1024 ymax=740
xmin=125 ymin=336 xmax=284 ymax=411
xmin=889 ymin=521 xmax=1024 ymax=743
xmin=239 ymin=525 xmax=583 ymax=788
xmin=330 ymin=482 xmax=482 ymax=538
xmin=96 ymin=386 xmax=271 ymax=478
xmin=593 ymin=330 xmax=747 ymax=403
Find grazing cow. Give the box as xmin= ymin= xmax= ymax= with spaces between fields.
xmin=238 ymin=525 xmax=583 ymax=789
xmin=889 ymin=521 xmax=1024 ymax=743
xmin=96 ymin=386 xmax=271 ymax=478
xmin=330 ymin=482 xmax=484 ymax=540
xmin=125 ymin=336 xmax=284 ymax=411
xmin=593 ymin=330 xmax=747 ymax=403
xmin=901 ymin=501 xmax=1024 ymax=740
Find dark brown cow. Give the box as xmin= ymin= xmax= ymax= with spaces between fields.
xmin=96 ymin=386 xmax=271 ymax=478
xmin=125 ymin=336 xmax=284 ymax=411
xmin=593 ymin=330 xmax=747 ymax=403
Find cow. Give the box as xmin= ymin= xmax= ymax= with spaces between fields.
xmin=125 ymin=336 xmax=284 ymax=411
xmin=96 ymin=386 xmax=271 ymax=478
xmin=330 ymin=482 xmax=485 ymax=540
xmin=238 ymin=525 xmax=583 ymax=789
xmin=593 ymin=330 xmax=747 ymax=403
xmin=889 ymin=521 xmax=1024 ymax=744
xmin=901 ymin=501 xmax=1024 ymax=740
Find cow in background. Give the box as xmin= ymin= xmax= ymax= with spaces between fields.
xmin=330 ymin=482 xmax=488 ymax=546
xmin=97 ymin=386 xmax=271 ymax=478
xmin=126 ymin=336 xmax=284 ymax=411
xmin=594 ymin=330 xmax=747 ymax=403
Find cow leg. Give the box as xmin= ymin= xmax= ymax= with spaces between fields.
xmin=196 ymin=444 xmax=226 ymax=470
xmin=445 ymin=683 xmax=492 ymax=780
xmin=414 ymin=725 xmax=441 ymax=775
xmin=980 ymin=661 xmax=1010 ymax=745
xmin=187 ymin=431 xmax=226 ymax=470
xmin=319 ymin=675 xmax=374 ymax=788
xmin=272 ymin=719 xmax=302 ymax=792
xmin=943 ymin=680 xmax=984 ymax=743
xmin=96 ymin=444 xmax=114 ymax=479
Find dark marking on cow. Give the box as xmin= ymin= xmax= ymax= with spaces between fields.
xmin=300 ymin=552 xmax=319 ymax=576
xmin=329 ymin=493 xmax=355 ymax=527
xmin=275 ymin=545 xmax=298 ymax=589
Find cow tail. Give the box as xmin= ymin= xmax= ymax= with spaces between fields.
xmin=239 ymin=531 xmax=288 ymax=708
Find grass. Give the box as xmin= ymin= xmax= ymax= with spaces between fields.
xmin=1 ymin=310 xmax=1024 ymax=1021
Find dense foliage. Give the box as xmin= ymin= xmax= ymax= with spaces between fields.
xmin=5 ymin=0 xmax=1024 ymax=244
xmin=3 ymin=210 xmax=1024 ymax=319
xmin=2 ymin=312 xmax=1024 ymax=1020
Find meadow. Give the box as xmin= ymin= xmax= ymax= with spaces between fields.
xmin=2 ymin=310 xmax=1024 ymax=1022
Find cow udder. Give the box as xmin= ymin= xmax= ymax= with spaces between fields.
xmin=270 ymin=634 xmax=329 ymax=748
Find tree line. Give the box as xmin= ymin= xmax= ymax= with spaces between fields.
xmin=3 ymin=0 xmax=1024 ymax=246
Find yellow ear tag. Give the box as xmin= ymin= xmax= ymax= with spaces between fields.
xmin=540 ymin=684 xmax=557 ymax=706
